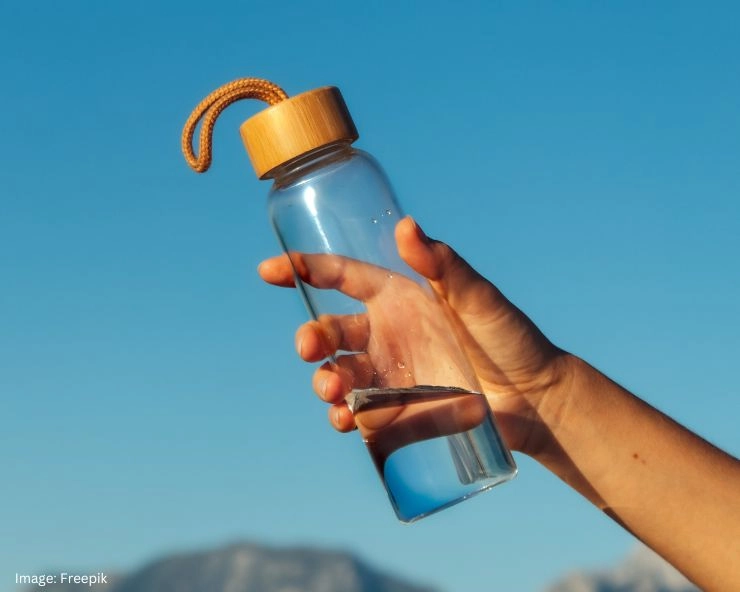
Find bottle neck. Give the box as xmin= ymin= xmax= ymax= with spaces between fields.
xmin=268 ymin=140 xmax=354 ymax=188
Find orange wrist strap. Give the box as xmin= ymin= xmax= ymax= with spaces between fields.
xmin=181 ymin=78 xmax=288 ymax=173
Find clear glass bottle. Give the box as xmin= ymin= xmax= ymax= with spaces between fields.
xmin=231 ymin=84 xmax=517 ymax=522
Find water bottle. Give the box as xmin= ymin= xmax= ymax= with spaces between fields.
xmin=183 ymin=78 xmax=516 ymax=522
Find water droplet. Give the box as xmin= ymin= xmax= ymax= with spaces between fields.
xmin=387 ymin=272 xmax=394 ymax=279
xmin=397 ymin=361 xmax=406 ymax=369
xmin=371 ymin=218 xmax=378 ymax=224
xmin=405 ymin=372 xmax=412 ymax=378
xmin=385 ymin=209 xmax=392 ymax=216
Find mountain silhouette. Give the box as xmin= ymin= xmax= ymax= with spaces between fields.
xmin=28 ymin=542 xmax=438 ymax=592
xmin=24 ymin=540 xmax=701 ymax=592
xmin=544 ymin=544 xmax=699 ymax=592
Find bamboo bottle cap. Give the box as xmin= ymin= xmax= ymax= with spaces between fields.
xmin=240 ymin=86 xmax=359 ymax=179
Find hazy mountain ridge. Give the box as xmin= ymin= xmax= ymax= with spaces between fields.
xmin=27 ymin=542 xmax=438 ymax=592
xmin=544 ymin=545 xmax=699 ymax=592
xmin=25 ymin=541 xmax=699 ymax=592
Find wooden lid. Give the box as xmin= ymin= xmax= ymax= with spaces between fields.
xmin=240 ymin=86 xmax=359 ymax=179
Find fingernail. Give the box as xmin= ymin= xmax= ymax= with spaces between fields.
xmin=318 ymin=378 xmax=328 ymax=400
xmin=295 ymin=335 xmax=303 ymax=357
xmin=334 ymin=407 xmax=341 ymax=426
xmin=410 ymin=216 xmax=429 ymax=243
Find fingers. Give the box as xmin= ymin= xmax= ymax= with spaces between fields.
xmin=395 ymin=215 xmax=481 ymax=286
xmin=257 ymin=255 xmax=296 ymax=288
xmin=329 ymin=403 xmax=356 ymax=432
xmin=258 ymin=219 xmax=444 ymax=290
xmin=259 ymin=216 xmax=504 ymax=315
xmin=312 ymin=365 xmax=349 ymax=402
xmin=313 ymin=353 xmax=375 ymax=403
xmin=259 ymin=252 xmax=396 ymax=300
xmin=395 ymin=216 xmax=509 ymax=314
xmin=394 ymin=216 xmax=443 ymax=281
xmin=316 ymin=356 xmax=370 ymax=434
xmin=295 ymin=314 xmax=370 ymax=362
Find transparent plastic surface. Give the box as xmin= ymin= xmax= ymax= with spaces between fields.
xmin=268 ymin=142 xmax=516 ymax=520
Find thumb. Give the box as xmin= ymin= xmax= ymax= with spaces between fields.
xmin=395 ymin=216 xmax=506 ymax=314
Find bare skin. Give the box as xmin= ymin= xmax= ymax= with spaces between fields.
xmin=258 ymin=216 xmax=740 ymax=591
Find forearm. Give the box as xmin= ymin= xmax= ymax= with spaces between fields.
xmin=531 ymin=354 xmax=740 ymax=591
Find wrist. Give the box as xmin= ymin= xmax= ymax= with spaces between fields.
xmin=518 ymin=351 xmax=587 ymax=461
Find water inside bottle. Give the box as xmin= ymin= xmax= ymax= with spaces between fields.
xmin=348 ymin=386 xmax=517 ymax=522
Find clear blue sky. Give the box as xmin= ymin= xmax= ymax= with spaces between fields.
xmin=2 ymin=2 xmax=738 ymax=591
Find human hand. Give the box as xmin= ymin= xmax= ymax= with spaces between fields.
xmin=258 ymin=216 xmax=569 ymax=454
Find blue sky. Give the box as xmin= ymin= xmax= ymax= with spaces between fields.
xmin=1 ymin=1 xmax=738 ymax=590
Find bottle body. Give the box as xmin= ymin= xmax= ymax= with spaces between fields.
xmin=267 ymin=142 xmax=516 ymax=521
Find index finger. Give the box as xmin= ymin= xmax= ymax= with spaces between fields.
xmin=259 ymin=252 xmax=401 ymax=301
xmin=258 ymin=254 xmax=298 ymax=287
